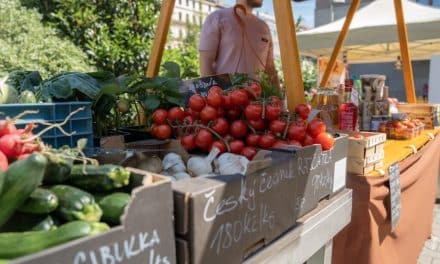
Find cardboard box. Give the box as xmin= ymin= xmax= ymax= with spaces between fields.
xmin=13 ymin=168 xmax=176 ymax=264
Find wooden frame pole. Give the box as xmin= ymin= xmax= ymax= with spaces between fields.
xmin=393 ymin=0 xmax=417 ymax=103
xmin=319 ymin=0 xmax=361 ymax=87
xmin=146 ymin=0 xmax=176 ymax=77
xmin=273 ymin=0 xmax=305 ymax=110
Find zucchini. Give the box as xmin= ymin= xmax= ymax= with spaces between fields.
xmin=0 ymin=154 xmax=47 ymax=227
xmin=0 ymin=171 xmax=5 ymax=196
xmin=68 ymin=164 xmax=130 ymax=192
xmin=0 ymin=213 xmax=48 ymax=232
xmin=42 ymin=153 xmax=73 ymax=184
xmin=0 ymin=221 xmax=110 ymax=259
xmin=31 ymin=215 xmax=57 ymax=231
xmin=98 ymin=192 xmax=131 ymax=225
xmin=18 ymin=188 xmax=58 ymax=214
xmin=51 ymin=185 xmax=102 ymax=222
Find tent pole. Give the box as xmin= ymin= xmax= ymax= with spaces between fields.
xmin=319 ymin=0 xmax=361 ymax=88
xmin=273 ymin=0 xmax=305 ymax=110
xmin=393 ymin=0 xmax=417 ymax=103
xmin=146 ymin=0 xmax=176 ymax=77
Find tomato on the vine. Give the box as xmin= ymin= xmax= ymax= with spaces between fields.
xmin=168 ymin=107 xmax=185 ymax=123
xmin=288 ymin=124 xmax=306 ymax=142
xmin=189 ymin=94 xmax=206 ymax=112
xmin=230 ymin=89 xmax=249 ymax=106
xmin=152 ymin=109 xmax=168 ymax=124
xmin=155 ymin=124 xmax=172 ymax=140
xmin=230 ymin=140 xmax=245 ymax=154
xmin=246 ymin=133 xmax=261 ymax=147
xmin=207 ymin=91 xmax=224 ymax=108
xmin=314 ymin=132 xmax=335 ymax=151
xmin=150 ymin=124 xmax=158 ymax=137
xmin=181 ymin=135 xmax=196 ymax=151
xmin=230 ymin=120 xmax=248 ymax=139
xmin=269 ymin=120 xmax=287 ymax=136
xmin=272 ymin=141 xmax=289 ymax=148
xmin=211 ymin=140 xmax=227 ymax=154
xmin=295 ymin=104 xmax=311 ymax=119
xmin=185 ymin=108 xmax=200 ymax=119
xmin=265 ymin=104 xmax=281 ymax=121
xmin=226 ymin=108 xmax=241 ymax=120
xmin=259 ymin=134 xmax=276 ymax=149
xmin=211 ymin=117 xmax=229 ymax=136
xmin=248 ymin=82 xmax=262 ymax=99
xmin=200 ymin=106 xmax=217 ymax=123
xmin=302 ymin=134 xmax=314 ymax=146
xmin=183 ymin=115 xmax=195 ymax=125
xmin=217 ymin=108 xmax=225 ymax=118
xmin=241 ymin=146 xmax=257 ymax=160
xmin=195 ymin=129 xmax=213 ymax=151
xmin=223 ymin=94 xmax=233 ymax=109
xmin=244 ymin=103 xmax=263 ymax=121
xmin=307 ymin=119 xmax=326 ymax=138
xmin=209 ymin=86 xmax=223 ymax=95
xmin=270 ymin=96 xmax=282 ymax=107
xmin=288 ymin=139 xmax=302 ymax=147
xmin=249 ymin=119 xmax=266 ymax=131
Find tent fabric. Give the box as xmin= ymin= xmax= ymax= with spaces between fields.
xmin=297 ymin=0 xmax=440 ymax=63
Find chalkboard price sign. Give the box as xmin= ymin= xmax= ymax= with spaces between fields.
xmin=388 ymin=162 xmax=401 ymax=232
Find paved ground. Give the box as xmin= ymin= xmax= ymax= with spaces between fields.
xmin=418 ymin=205 xmax=440 ymax=263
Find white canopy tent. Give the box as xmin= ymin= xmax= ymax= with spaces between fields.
xmin=297 ymin=0 xmax=440 ymax=63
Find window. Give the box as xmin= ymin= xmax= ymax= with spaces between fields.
xmin=193 ymin=15 xmax=196 ymax=24
xmin=186 ymin=0 xmax=189 ymax=6
xmin=193 ymin=0 xmax=196 ymax=8
xmin=179 ymin=29 xmax=183 ymax=39
xmin=199 ymin=2 xmax=202 ymax=10
xmin=186 ymin=13 xmax=189 ymax=23
xmin=179 ymin=12 xmax=182 ymax=21
xmin=178 ymin=0 xmax=182 ymax=5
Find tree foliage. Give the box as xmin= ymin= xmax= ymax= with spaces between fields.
xmin=0 ymin=0 xmax=94 ymax=77
xmin=22 ymin=0 xmax=161 ymax=76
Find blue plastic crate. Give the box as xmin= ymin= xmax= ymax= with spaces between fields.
xmin=0 ymin=102 xmax=93 ymax=148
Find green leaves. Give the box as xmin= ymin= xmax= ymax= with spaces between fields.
xmin=142 ymin=95 xmax=160 ymax=110
xmin=162 ymin=62 xmax=181 ymax=79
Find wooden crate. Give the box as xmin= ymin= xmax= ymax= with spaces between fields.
xmin=397 ymin=103 xmax=440 ymax=128
xmin=347 ymin=132 xmax=386 ymax=175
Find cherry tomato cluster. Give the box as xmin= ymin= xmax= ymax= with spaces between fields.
xmin=150 ymin=83 xmax=335 ymax=160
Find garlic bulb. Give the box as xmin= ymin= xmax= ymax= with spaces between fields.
xmin=187 ymin=148 xmax=220 ymax=177
xmin=173 ymin=172 xmax=191 ymax=181
xmin=162 ymin=153 xmax=186 ymax=173
xmin=217 ymin=153 xmax=249 ymax=175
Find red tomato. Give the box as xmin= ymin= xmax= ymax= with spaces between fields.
xmin=183 ymin=115 xmax=195 ymax=125
xmin=244 ymin=103 xmax=263 ymax=121
xmin=207 ymin=91 xmax=224 ymax=108
xmin=295 ymin=104 xmax=311 ymax=119
xmin=209 ymin=86 xmax=223 ymax=95
xmin=150 ymin=124 xmax=158 ymax=137
xmin=269 ymin=120 xmax=287 ymax=136
xmin=223 ymin=94 xmax=233 ymax=109
xmin=155 ymin=124 xmax=172 ymax=140
xmin=307 ymin=119 xmax=326 ymax=138
xmin=248 ymin=82 xmax=262 ymax=99
xmin=226 ymin=108 xmax=241 ymax=120
xmin=259 ymin=134 xmax=276 ymax=149
xmin=185 ymin=108 xmax=200 ymax=119
xmin=211 ymin=117 xmax=229 ymax=136
xmin=168 ymin=107 xmax=185 ymax=123
xmin=195 ymin=129 xmax=213 ymax=150
xmin=270 ymin=96 xmax=282 ymax=107
xmin=217 ymin=107 xmax=225 ymax=117
xmin=189 ymin=94 xmax=206 ymax=112
xmin=288 ymin=139 xmax=302 ymax=147
xmin=249 ymin=119 xmax=266 ymax=131
xmin=181 ymin=135 xmax=196 ymax=151
xmin=211 ymin=140 xmax=227 ymax=154
xmin=241 ymin=146 xmax=257 ymax=160
xmin=152 ymin=109 xmax=168 ymax=124
xmin=224 ymin=134 xmax=234 ymax=142
xmin=200 ymin=106 xmax=217 ymax=123
xmin=314 ymin=132 xmax=335 ymax=151
xmin=302 ymin=134 xmax=314 ymax=146
xmin=246 ymin=133 xmax=261 ymax=147
xmin=287 ymin=124 xmax=306 ymax=141
xmin=230 ymin=89 xmax=249 ymax=106
xmin=265 ymin=104 xmax=281 ymax=121
xmin=272 ymin=141 xmax=289 ymax=148
xmin=230 ymin=140 xmax=245 ymax=154
xmin=230 ymin=120 xmax=248 ymax=139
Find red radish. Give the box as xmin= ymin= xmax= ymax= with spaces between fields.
xmin=0 ymin=120 xmax=17 ymax=137
xmin=229 ymin=140 xmax=245 ymax=154
xmin=241 ymin=146 xmax=257 ymax=160
xmin=211 ymin=140 xmax=227 ymax=154
xmin=0 ymin=134 xmax=23 ymax=158
xmin=0 ymin=151 xmax=8 ymax=171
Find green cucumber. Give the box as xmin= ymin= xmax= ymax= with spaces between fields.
xmin=0 ymin=154 xmax=47 ymax=227
xmin=0 ymin=221 xmax=110 ymax=259
xmin=42 ymin=153 xmax=73 ymax=184
xmin=98 ymin=192 xmax=131 ymax=225
xmin=18 ymin=188 xmax=58 ymax=214
xmin=68 ymin=164 xmax=130 ymax=192
xmin=31 ymin=215 xmax=57 ymax=231
xmin=51 ymin=185 xmax=102 ymax=222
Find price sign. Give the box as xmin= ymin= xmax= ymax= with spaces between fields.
xmin=388 ymin=162 xmax=401 ymax=231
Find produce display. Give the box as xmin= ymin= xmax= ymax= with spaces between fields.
xmin=0 ymin=113 xmax=137 ymax=261
xmin=149 ymin=82 xmax=336 ymax=167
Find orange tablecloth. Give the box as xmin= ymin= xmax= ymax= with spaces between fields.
xmin=333 ymin=133 xmax=440 ymax=264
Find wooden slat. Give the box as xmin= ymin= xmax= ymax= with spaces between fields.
xmin=320 ymin=0 xmax=361 ymax=88
xmin=393 ymin=0 xmax=417 ymax=103
xmin=273 ymin=0 xmax=305 ymax=110
xmin=146 ymin=0 xmax=176 ymax=77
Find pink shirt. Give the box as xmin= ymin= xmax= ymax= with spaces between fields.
xmin=199 ymin=7 xmax=275 ymax=80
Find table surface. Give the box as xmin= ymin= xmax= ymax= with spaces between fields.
xmin=244 ymin=189 xmax=353 ymax=264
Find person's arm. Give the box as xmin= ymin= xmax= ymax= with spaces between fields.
xmin=264 ymin=38 xmax=281 ymax=94
xmin=199 ymin=13 xmax=220 ymax=77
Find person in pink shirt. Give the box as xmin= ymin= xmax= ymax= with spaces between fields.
xmin=199 ymin=0 xmax=280 ymax=91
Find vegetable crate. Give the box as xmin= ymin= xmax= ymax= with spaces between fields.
xmin=0 ymin=102 xmax=93 ymax=148
xmin=346 ymin=132 xmax=386 ymax=175
xmin=12 ymin=168 xmax=176 ymax=264
xmin=397 ymin=103 xmax=440 ymax=129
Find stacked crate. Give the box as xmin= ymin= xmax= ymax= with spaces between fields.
xmin=397 ymin=103 xmax=440 ymax=129
xmin=347 ymin=132 xmax=387 ymax=175
xmin=359 ymin=75 xmax=388 ymax=131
